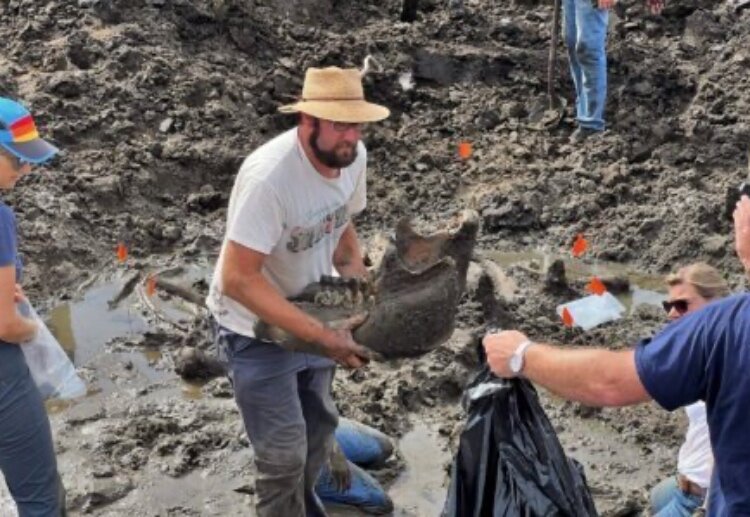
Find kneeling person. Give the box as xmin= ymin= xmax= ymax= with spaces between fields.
xmin=650 ymin=264 xmax=727 ymax=516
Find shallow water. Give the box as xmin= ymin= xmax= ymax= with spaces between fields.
xmin=488 ymin=249 xmax=668 ymax=314
xmin=47 ymin=278 xmax=149 ymax=366
xmin=46 ymin=264 xmax=210 ymax=367
xmin=389 ymin=421 xmax=449 ymax=516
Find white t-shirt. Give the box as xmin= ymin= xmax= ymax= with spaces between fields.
xmin=677 ymin=401 xmax=714 ymax=489
xmin=207 ymin=128 xmax=367 ymax=337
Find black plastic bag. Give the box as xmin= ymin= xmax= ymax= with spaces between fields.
xmin=443 ymin=366 xmax=598 ymax=517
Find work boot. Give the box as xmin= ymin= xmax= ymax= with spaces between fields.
xmin=569 ymin=127 xmax=603 ymax=144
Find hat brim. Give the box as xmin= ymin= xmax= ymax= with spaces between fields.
xmin=1 ymin=138 xmax=58 ymax=164
xmin=279 ymin=99 xmax=390 ymax=123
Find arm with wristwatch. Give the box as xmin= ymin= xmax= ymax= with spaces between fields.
xmin=483 ymin=331 xmax=650 ymax=407
xmin=483 ymin=194 xmax=750 ymax=409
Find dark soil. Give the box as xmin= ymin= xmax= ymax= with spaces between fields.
xmin=2 ymin=0 xmax=748 ymax=514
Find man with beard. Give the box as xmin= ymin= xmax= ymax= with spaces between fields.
xmin=207 ymin=66 xmax=390 ymax=516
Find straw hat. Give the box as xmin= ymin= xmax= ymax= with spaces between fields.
xmin=279 ymin=66 xmax=390 ymax=123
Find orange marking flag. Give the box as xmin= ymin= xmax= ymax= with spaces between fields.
xmin=146 ymin=275 xmax=157 ymax=297
xmin=586 ymin=276 xmax=607 ymax=296
xmin=561 ymin=307 xmax=575 ymax=327
xmin=116 ymin=242 xmax=128 ymax=263
xmin=571 ymin=234 xmax=588 ymax=258
xmin=458 ymin=141 xmax=472 ymax=160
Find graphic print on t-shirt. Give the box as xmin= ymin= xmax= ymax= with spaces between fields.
xmin=286 ymin=204 xmax=349 ymax=253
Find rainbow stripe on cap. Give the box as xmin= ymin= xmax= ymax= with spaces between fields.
xmin=0 ymin=97 xmax=58 ymax=163
xmin=7 ymin=115 xmax=40 ymax=143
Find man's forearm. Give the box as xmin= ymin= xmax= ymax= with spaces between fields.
xmin=225 ymin=272 xmax=331 ymax=345
xmin=522 ymin=345 xmax=649 ymax=407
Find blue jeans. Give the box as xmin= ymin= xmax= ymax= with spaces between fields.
xmin=0 ymin=343 xmax=60 ymax=517
xmin=563 ymin=0 xmax=608 ymax=131
xmin=650 ymin=476 xmax=705 ymax=517
xmin=217 ymin=328 xmax=338 ymax=517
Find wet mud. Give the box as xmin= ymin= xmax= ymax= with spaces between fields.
xmin=2 ymin=0 xmax=750 ymax=514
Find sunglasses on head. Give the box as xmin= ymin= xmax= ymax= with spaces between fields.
xmin=662 ymin=299 xmax=689 ymax=314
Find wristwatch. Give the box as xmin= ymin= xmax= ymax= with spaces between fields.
xmin=509 ymin=340 xmax=534 ymax=375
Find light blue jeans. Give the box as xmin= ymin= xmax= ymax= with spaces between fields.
xmin=650 ymin=476 xmax=705 ymax=517
xmin=563 ymin=0 xmax=609 ymax=131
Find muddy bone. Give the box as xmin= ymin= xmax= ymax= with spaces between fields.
xmin=254 ymin=210 xmax=480 ymax=359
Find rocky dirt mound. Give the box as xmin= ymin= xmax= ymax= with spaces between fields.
xmin=2 ymin=0 xmax=749 ymax=301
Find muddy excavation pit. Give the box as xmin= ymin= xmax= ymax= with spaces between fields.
xmin=3 ymin=0 xmax=750 ymax=514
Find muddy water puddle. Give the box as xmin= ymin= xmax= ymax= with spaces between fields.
xmin=42 ymin=264 xmax=211 ymax=402
xmin=47 ymin=264 xmax=209 ymax=361
xmin=47 ymin=280 xmax=149 ymax=365
xmin=488 ymin=250 xmax=668 ymax=313
xmin=388 ymin=421 xmax=450 ymax=516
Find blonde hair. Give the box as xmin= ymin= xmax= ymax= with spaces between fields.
xmin=665 ymin=263 xmax=730 ymax=300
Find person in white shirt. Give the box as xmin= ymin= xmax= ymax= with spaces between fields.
xmin=206 ymin=66 xmax=389 ymax=517
xmin=649 ymin=263 xmax=728 ymax=516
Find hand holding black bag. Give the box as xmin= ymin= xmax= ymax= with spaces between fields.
xmin=443 ymin=365 xmax=598 ymax=517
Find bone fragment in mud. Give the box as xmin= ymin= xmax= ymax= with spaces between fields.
xmin=254 ymin=210 xmax=480 ymax=359
xmin=108 ymin=272 xmax=142 ymax=309
xmin=544 ymin=259 xmax=568 ymax=292
xmin=153 ymin=277 xmax=207 ymax=308
xmin=176 ymin=347 xmax=227 ymax=380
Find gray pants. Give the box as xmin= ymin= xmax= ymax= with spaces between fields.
xmin=0 ymin=343 xmax=61 ymax=517
xmin=220 ymin=329 xmax=338 ymax=517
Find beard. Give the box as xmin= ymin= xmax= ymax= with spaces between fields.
xmin=309 ymin=122 xmax=358 ymax=169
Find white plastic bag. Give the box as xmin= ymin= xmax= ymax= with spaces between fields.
xmin=556 ymin=292 xmax=626 ymax=331
xmin=18 ymin=302 xmax=86 ymax=400
xmin=0 ymin=471 xmax=17 ymax=516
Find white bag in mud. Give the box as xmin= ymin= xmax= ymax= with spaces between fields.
xmin=556 ymin=292 xmax=626 ymax=331
xmin=18 ymin=302 xmax=86 ymax=400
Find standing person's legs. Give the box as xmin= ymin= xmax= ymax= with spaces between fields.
xmin=0 ymin=346 xmax=60 ymax=517
xmin=573 ymin=0 xmax=608 ymax=130
xmin=562 ymin=0 xmax=584 ymax=118
xmin=298 ymin=367 xmax=338 ymax=517
xmin=225 ymin=333 xmax=308 ymax=517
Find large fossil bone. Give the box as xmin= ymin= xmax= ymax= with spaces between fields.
xmin=254 ymin=209 xmax=480 ymax=359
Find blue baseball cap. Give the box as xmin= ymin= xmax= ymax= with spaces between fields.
xmin=0 ymin=97 xmax=58 ymax=164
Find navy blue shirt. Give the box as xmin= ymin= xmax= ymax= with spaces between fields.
xmin=635 ymin=294 xmax=750 ymax=516
xmin=0 ymin=201 xmax=23 ymax=350
xmin=0 ymin=202 xmax=21 ymax=281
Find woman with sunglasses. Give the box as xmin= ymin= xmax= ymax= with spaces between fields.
xmin=0 ymin=97 xmax=63 ymax=516
xmin=650 ymin=263 xmax=729 ymax=517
